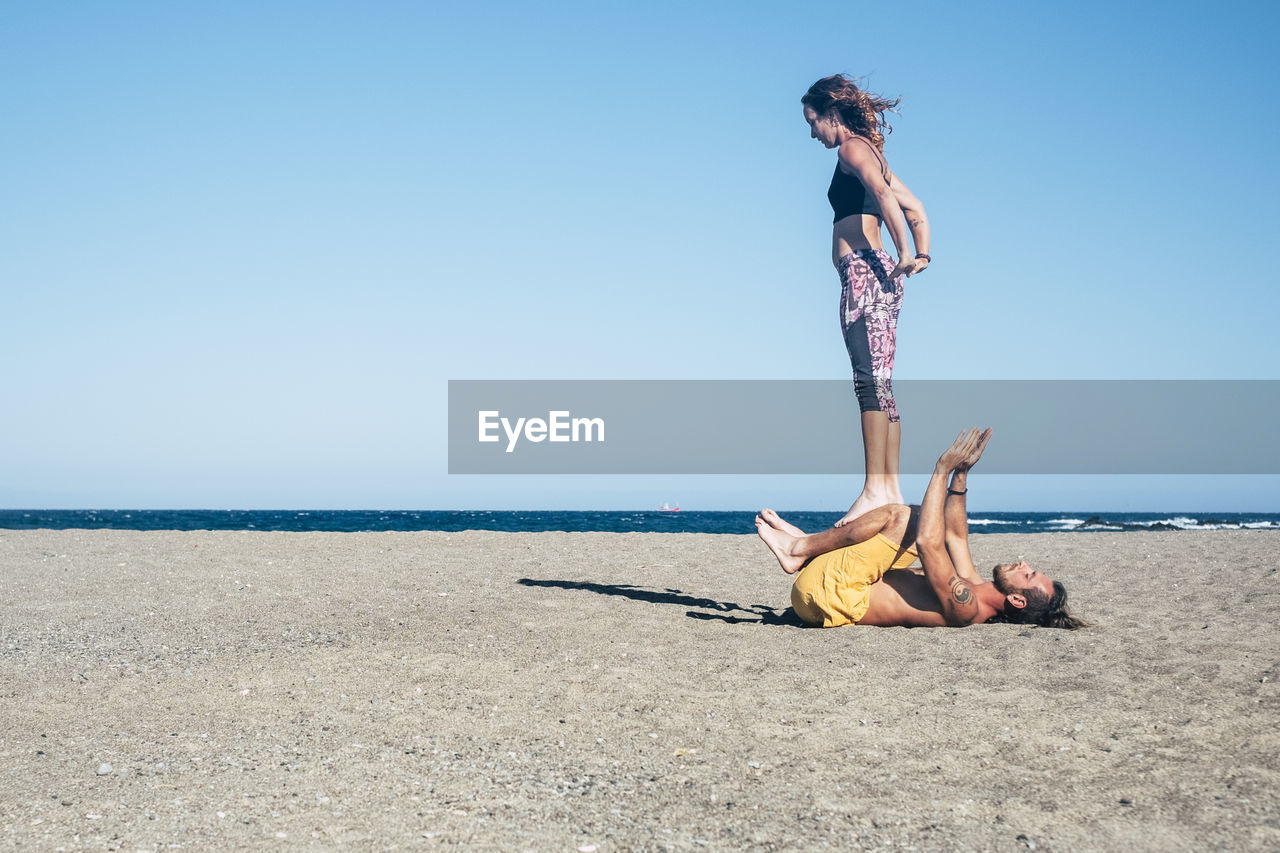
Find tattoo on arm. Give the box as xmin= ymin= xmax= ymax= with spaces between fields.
xmin=909 ymin=217 xmax=922 ymax=228
xmin=947 ymin=576 xmax=976 ymax=621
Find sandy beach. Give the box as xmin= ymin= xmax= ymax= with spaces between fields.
xmin=1 ymin=528 xmax=1277 ymax=851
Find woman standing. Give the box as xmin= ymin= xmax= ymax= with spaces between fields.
xmin=801 ymin=75 xmax=931 ymax=526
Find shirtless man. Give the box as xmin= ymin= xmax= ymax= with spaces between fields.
xmin=755 ymin=428 xmax=1087 ymax=630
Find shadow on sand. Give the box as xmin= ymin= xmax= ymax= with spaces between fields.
xmin=517 ymin=578 xmax=805 ymax=627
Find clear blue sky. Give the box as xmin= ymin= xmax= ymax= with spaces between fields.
xmin=3 ymin=0 xmax=1277 ymax=511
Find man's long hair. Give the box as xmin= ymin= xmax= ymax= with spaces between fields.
xmin=990 ymin=581 xmax=1089 ymax=630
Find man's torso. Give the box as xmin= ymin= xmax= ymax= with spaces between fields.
xmin=859 ymin=568 xmax=950 ymax=627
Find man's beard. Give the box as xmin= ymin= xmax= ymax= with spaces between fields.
xmin=992 ymin=565 xmax=1016 ymax=595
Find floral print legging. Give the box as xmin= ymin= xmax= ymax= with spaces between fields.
xmin=837 ymin=248 xmax=903 ymax=422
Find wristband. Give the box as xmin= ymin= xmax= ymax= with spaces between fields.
xmin=947 ymin=488 xmax=966 ymax=496
xmin=915 ymin=253 xmax=931 ymax=262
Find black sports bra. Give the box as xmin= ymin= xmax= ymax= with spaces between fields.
xmin=827 ymin=139 xmax=892 ymax=223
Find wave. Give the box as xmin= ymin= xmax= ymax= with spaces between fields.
xmin=1069 ymin=515 xmax=1280 ymax=532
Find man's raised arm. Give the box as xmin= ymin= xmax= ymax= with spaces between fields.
xmin=944 ymin=428 xmax=993 ymax=583
xmin=916 ymin=429 xmax=986 ymax=626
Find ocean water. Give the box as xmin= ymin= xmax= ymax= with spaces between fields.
xmin=1 ymin=509 xmax=1277 ymax=535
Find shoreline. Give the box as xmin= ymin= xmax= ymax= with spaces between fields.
xmin=3 ymin=507 xmax=1278 ymax=537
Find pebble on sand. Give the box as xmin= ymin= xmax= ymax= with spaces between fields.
xmin=96 ymin=763 xmax=112 ymax=776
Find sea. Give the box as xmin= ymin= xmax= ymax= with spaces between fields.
xmin=1 ymin=510 xmax=1277 ymax=535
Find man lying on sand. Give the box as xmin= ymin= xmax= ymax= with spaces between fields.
xmin=756 ymin=427 xmax=1087 ymax=630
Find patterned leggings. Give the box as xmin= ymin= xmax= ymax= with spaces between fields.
xmin=838 ymin=248 xmax=903 ymax=422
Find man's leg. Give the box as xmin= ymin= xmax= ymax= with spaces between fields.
xmin=756 ymin=504 xmax=913 ymax=575
xmin=759 ymin=508 xmax=805 ymax=537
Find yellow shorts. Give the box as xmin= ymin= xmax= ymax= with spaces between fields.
xmin=790 ymin=534 xmax=919 ymax=627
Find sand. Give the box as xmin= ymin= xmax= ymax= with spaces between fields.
xmin=0 ymin=528 xmax=1277 ymax=851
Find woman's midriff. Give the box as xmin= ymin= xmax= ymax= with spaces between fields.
xmin=831 ymin=214 xmax=885 ymax=267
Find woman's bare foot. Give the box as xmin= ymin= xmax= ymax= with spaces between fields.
xmin=755 ymin=515 xmax=804 ymax=574
xmin=760 ymin=508 xmax=805 ymax=537
xmin=834 ymin=490 xmax=892 ymax=527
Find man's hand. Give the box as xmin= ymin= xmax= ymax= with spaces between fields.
xmin=936 ymin=427 xmax=985 ymax=472
xmin=955 ymin=427 xmax=993 ymax=473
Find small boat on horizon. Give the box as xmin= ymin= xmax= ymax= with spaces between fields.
xmin=657 ymin=502 xmax=681 ymax=512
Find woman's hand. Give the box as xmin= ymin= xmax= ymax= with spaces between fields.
xmin=889 ymin=255 xmax=927 ymax=280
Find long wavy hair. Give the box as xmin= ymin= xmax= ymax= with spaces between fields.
xmin=801 ymin=74 xmax=901 ymax=150
xmin=990 ymin=580 xmax=1090 ymax=631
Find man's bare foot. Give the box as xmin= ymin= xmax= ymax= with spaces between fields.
xmin=834 ymin=491 xmax=892 ymax=527
xmin=755 ymin=515 xmax=804 ymax=574
xmin=760 ymin=508 xmax=805 ymax=537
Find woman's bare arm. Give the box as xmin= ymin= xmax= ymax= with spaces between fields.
xmin=892 ymin=175 xmax=930 ymax=273
xmin=838 ymin=139 xmax=922 ymax=281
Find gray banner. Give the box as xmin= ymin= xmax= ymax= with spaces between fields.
xmin=448 ymin=380 xmax=1280 ymax=474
